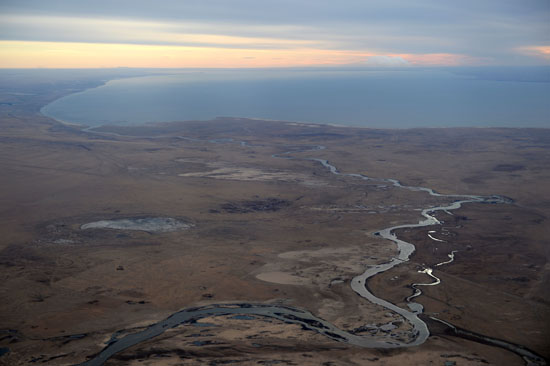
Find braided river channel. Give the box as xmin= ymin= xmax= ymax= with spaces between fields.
xmin=76 ymin=142 xmax=546 ymax=366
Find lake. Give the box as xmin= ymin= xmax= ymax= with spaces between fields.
xmin=41 ymin=68 xmax=550 ymax=128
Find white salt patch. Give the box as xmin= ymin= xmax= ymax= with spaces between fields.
xmin=81 ymin=217 xmax=193 ymax=233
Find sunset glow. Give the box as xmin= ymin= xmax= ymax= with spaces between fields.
xmin=518 ymin=46 xmax=550 ymax=60
xmin=0 ymin=41 xmax=379 ymax=68
xmin=0 ymin=1 xmax=548 ymax=68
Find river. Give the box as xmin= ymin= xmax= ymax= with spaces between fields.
xmin=75 ymin=140 xmax=545 ymax=366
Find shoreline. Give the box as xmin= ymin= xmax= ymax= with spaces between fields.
xmin=36 ymin=70 xmax=550 ymax=131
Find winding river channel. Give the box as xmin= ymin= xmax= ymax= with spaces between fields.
xmin=76 ymin=141 xmax=546 ymax=366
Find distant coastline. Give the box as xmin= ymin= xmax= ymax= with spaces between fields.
xmin=40 ymin=75 xmax=133 ymax=128
xmin=39 ymin=68 xmax=550 ymax=129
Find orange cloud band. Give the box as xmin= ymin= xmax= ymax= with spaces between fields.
xmin=0 ymin=40 xmax=374 ymax=68
xmin=517 ymin=46 xmax=550 ymax=60
xmin=0 ymin=40 xmax=492 ymax=68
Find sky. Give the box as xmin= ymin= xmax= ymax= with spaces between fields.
xmin=0 ymin=0 xmax=549 ymax=68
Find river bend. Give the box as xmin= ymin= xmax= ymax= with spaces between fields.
xmin=75 ymin=141 xmax=544 ymax=366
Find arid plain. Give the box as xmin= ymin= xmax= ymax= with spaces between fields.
xmin=0 ymin=77 xmax=549 ymax=365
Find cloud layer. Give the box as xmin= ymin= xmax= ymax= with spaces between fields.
xmin=0 ymin=0 xmax=548 ymax=67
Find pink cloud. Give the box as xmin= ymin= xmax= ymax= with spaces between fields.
xmin=517 ymin=46 xmax=550 ymax=60
xmin=392 ymin=53 xmax=488 ymax=66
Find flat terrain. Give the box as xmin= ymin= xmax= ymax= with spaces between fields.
xmin=0 ymin=76 xmax=549 ymax=365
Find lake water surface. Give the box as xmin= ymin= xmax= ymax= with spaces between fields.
xmin=41 ymin=68 xmax=550 ymax=128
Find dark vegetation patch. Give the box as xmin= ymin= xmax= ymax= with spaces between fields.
xmin=279 ymin=132 xmax=350 ymax=140
xmin=111 ymin=346 xmax=239 ymax=362
xmin=216 ymin=198 xmax=291 ymax=214
xmin=461 ymin=176 xmax=485 ymax=184
xmin=493 ymin=164 xmax=525 ymax=172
